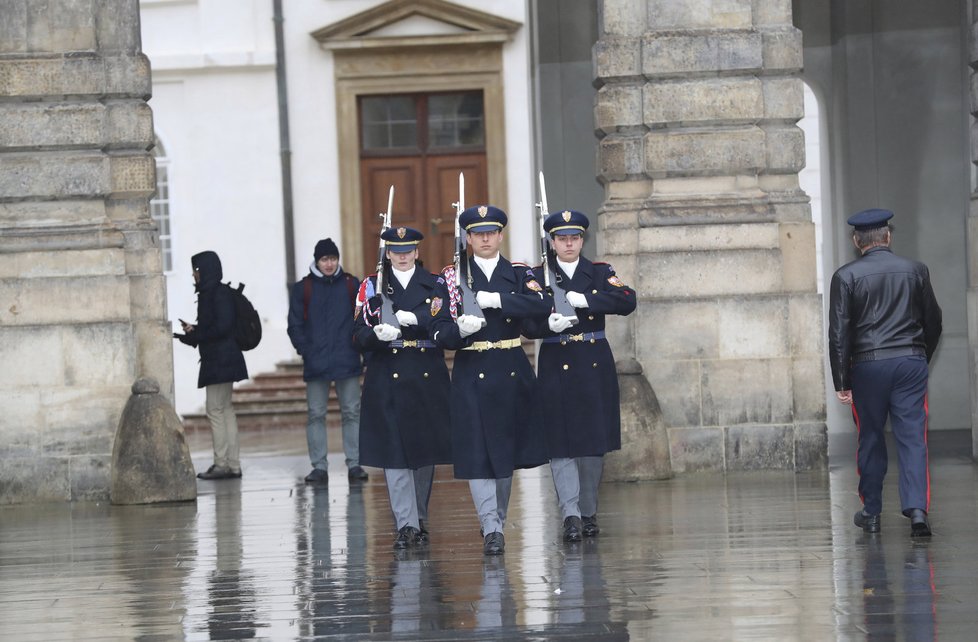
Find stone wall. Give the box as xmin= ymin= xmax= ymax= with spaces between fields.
xmin=594 ymin=0 xmax=826 ymax=472
xmin=0 ymin=0 xmax=172 ymax=503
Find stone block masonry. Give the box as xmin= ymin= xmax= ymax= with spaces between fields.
xmin=0 ymin=0 xmax=173 ymax=503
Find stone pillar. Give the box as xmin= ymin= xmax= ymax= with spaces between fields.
xmin=594 ymin=0 xmax=826 ymax=473
xmin=0 ymin=1 xmax=173 ymax=503
xmin=970 ymin=0 xmax=978 ymax=459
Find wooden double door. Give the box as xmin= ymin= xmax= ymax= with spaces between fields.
xmin=359 ymin=91 xmax=488 ymax=273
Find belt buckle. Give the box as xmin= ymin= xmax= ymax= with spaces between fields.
xmin=402 ymin=339 xmax=417 ymax=348
xmin=568 ymin=333 xmax=585 ymax=342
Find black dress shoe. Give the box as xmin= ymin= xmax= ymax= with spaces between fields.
xmin=909 ymin=509 xmax=932 ymax=538
xmin=563 ymin=516 xmax=583 ymax=543
xmin=304 ymin=468 xmax=328 ymax=484
xmin=854 ymin=510 xmax=881 ymax=533
xmin=197 ymin=465 xmax=239 ymax=480
xmin=581 ymin=515 xmax=600 ymax=537
xmin=348 ymin=466 xmax=369 ymax=482
xmin=393 ymin=525 xmax=418 ymax=550
xmin=483 ymin=531 xmax=505 ymax=555
xmin=415 ymin=520 xmax=429 ymax=545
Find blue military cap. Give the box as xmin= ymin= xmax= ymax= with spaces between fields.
xmin=544 ymin=209 xmax=589 ymax=236
xmin=847 ymin=208 xmax=893 ymax=231
xmin=381 ymin=226 xmax=423 ymax=252
xmin=460 ymin=205 xmax=507 ymax=233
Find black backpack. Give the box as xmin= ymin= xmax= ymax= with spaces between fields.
xmin=227 ymin=283 xmax=262 ymax=351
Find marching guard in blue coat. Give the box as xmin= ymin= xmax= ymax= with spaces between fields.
xmin=354 ymin=227 xmax=455 ymax=549
xmin=436 ymin=205 xmax=551 ymax=555
xmin=523 ymin=210 xmax=636 ymax=542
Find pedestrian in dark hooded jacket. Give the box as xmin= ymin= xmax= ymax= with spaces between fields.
xmin=287 ymin=238 xmax=367 ymax=484
xmin=174 ymin=250 xmax=249 ymax=480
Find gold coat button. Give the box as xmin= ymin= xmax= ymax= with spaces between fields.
xmin=424 ymin=372 xmax=429 ymax=378
xmin=393 ymin=373 xmax=399 ymax=379
xmin=479 ymin=373 xmax=485 ymax=379
xmin=426 ymin=298 xmax=431 ymax=303
xmin=592 ymin=289 xmax=598 ymax=294
xmin=563 ymin=364 xmax=569 ymax=370
xmin=593 ymin=362 xmax=598 ymax=368
xmin=590 ymin=339 xmax=596 ymax=344
xmin=510 ymin=371 xmax=516 ymax=377
xmin=392 ymin=348 xmax=398 ymax=354
xmin=420 ymin=348 xmax=426 ymax=353
xmin=506 ymin=318 xmax=512 ymax=323
xmin=588 ymin=315 xmax=594 ymax=321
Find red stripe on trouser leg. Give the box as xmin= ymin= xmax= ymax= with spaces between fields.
xmin=924 ymin=394 xmax=930 ymax=512
xmin=852 ymin=402 xmax=864 ymax=506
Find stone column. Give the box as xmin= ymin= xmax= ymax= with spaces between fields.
xmin=0 ymin=0 xmax=172 ymax=503
xmin=594 ymin=0 xmax=826 ymax=472
xmin=970 ymin=0 xmax=978 ymax=459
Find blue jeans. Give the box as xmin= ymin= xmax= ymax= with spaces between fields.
xmin=306 ymin=376 xmax=361 ymax=470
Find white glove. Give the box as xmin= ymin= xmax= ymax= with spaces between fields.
xmin=548 ymin=313 xmax=575 ymax=333
xmin=395 ymin=310 xmax=418 ymax=326
xmin=457 ymin=314 xmax=484 ymax=338
xmin=373 ymin=323 xmax=401 ymax=342
xmin=566 ymin=291 xmax=588 ymax=308
xmin=475 ymin=291 xmax=501 ymax=309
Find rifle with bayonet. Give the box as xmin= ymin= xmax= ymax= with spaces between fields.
xmin=536 ymin=171 xmax=578 ymax=324
xmin=452 ymin=172 xmax=486 ymax=326
xmin=375 ymin=185 xmax=400 ymax=330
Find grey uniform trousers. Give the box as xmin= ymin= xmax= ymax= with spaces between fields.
xmin=468 ymin=477 xmax=513 ymax=535
xmin=385 ymin=466 xmax=436 ymax=530
xmin=550 ymin=456 xmax=604 ymax=520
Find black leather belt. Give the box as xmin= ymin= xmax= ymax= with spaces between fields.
xmin=541 ymin=330 xmax=606 ymax=345
xmin=853 ymin=346 xmax=926 ymax=362
xmin=389 ymin=339 xmax=437 ymax=349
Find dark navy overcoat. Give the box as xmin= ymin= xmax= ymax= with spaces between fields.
xmin=353 ymin=268 xmax=454 ymax=469
xmin=523 ymin=258 xmax=636 ymax=458
xmin=438 ymin=257 xmax=551 ymax=479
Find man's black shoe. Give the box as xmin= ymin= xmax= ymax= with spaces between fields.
xmin=909 ymin=509 xmax=932 ymax=538
xmin=304 ymin=468 xmax=328 ymax=484
xmin=348 ymin=466 xmax=369 ymax=482
xmin=483 ymin=531 xmax=505 ymax=555
xmin=563 ymin=516 xmax=583 ymax=543
xmin=416 ymin=520 xmax=430 ymax=545
xmin=582 ymin=515 xmax=600 ymax=537
xmin=854 ymin=510 xmax=881 ymax=533
xmin=197 ymin=465 xmax=238 ymax=480
xmin=393 ymin=525 xmax=418 ymax=550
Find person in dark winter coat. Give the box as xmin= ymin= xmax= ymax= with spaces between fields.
xmin=353 ymin=226 xmax=454 ymax=550
xmin=436 ymin=205 xmax=551 ymax=556
xmin=522 ymin=210 xmax=636 ymax=543
xmin=287 ymin=238 xmax=367 ymax=484
xmin=174 ymin=250 xmax=249 ymax=480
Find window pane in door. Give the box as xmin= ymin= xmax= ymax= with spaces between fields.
xmin=361 ymin=96 xmax=417 ymax=150
xmin=428 ymin=93 xmax=484 ymax=148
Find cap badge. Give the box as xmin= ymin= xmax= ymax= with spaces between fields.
xmin=397 ymin=227 xmax=406 ymax=239
xmin=562 ymin=211 xmax=572 ymax=222
xmin=478 ymin=205 xmax=488 ymax=218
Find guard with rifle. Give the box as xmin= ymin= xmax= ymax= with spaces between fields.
xmin=437 ymin=196 xmax=551 ymax=556
xmin=523 ymin=199 xmax=636 ymax=544
xmin=354 ymin=221 xmax=455 ymax=550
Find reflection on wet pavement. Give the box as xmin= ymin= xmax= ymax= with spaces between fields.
xmin=1 ymin=428 xmax=977 ymax=640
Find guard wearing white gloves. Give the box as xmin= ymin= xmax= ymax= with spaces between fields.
xmin=523 ymin=210 xmax=636 ymax=542
xmin=437 ymin=205 xmax=551 ymax=555
xmin=353 ymin=226 xmax=455 ymax=550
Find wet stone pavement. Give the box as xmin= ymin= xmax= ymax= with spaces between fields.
xmin=2 ymin=428 xmax=978 ymax=641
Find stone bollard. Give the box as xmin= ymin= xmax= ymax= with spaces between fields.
xmin=604 ymin=358 xmax=673 ymax=481
xmin=110 ymin=377 xmax=197 ymax=504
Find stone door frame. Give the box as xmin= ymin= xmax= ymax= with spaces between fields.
xmin=313 ymin=0 xmax=520 ymax=276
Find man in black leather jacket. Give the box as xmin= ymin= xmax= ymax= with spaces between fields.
xmin=828 ymin=208 xmax=942 ymax=537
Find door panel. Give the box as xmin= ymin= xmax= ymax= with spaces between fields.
xmin=360 ymin=157 xmax=423 ymax=275
xmin=425 ymin=154 xmax=488 ymax=271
